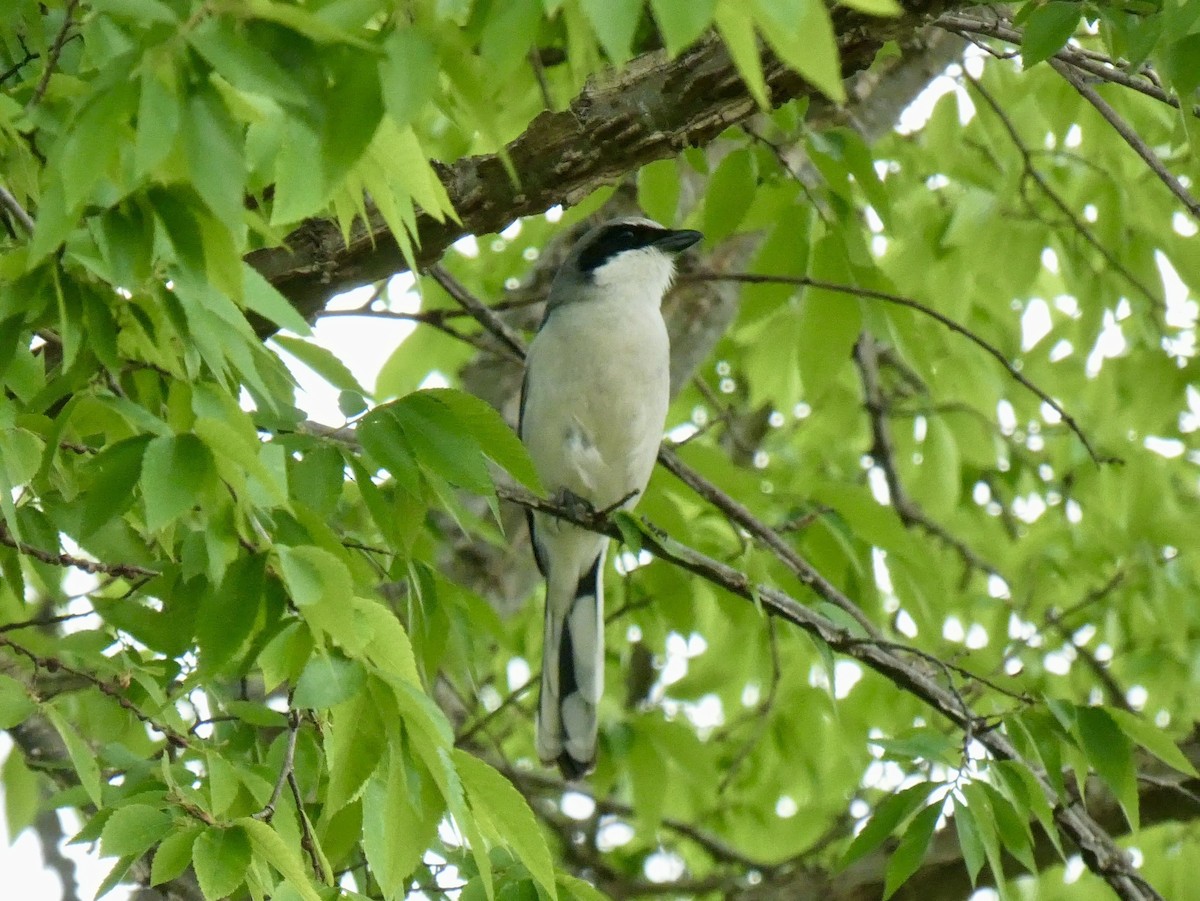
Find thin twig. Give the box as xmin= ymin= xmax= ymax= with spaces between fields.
xmin=966 ymin=75 xmax=1162 ymax=312
xmin=288 ymin=770 xmax=329 ymax=883
xmin=0 ymin=635 xmax=191 ymax=747
xmin=0 ymin=521 xmax=158 ymax=578
xmin=854 ymin=334 xmax=1002 ymax=577
xmin=687 ymin=271 xmax=1111 ymax=464
xmin=427 ymin=264 xmax=528 ymax=360
xmin=1049 ymin=58 xmax=1200 ymax=222
xmin=253 ymin=704 xmax=301 ymax=822
xmin=0 ymin=184 xmax=34 ymax=233
xmin=30 ymin=0 xmax=80 ymax=105
xmin=456 ymin=675 xmax=537 ymax=745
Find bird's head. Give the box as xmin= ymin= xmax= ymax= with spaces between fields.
xmin=554 ymin=216 xmax=703 ymax=302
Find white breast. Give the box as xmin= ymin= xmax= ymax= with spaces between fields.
xmin=522 ymin=292 xmax=670 ymax=511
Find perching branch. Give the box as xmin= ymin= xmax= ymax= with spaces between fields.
xmin=492 ymin=482 xmax=1162 ymax=900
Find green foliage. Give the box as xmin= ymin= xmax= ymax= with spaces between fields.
xmin=0 ymin=1 xmax=1197 ymax=900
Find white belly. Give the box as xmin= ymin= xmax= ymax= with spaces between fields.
xmin=521 ymin=297 xmax=670 ymax=511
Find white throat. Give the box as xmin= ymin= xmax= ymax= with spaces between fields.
xmin=589 ymin=248 xmax=676 ymax=305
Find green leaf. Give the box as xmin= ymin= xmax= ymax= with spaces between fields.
xmin=1109 ymin=708 xmax=1198 ymax=778
xmin=273 ymin=334 xmax=368 ymax=395
xmin=393 ymin=393 xmax=494 ymax=494
xmin=0 ymin=672 xmax=35 ymax=729
xmin=79 ymin=435 xmax=150 ymax=538
xmin=182 ymin=86 xmax=245 ymax=232
xmin=238 ymin=817 xmax=325 ymax=898
xmin=883 ymin=802 xmax=940 ymax=898
xmin=141 ymin=434 xmax=215 ymax=531
xmin=1076 ymin=706 xmax=1139 ymax=830
xmin=913 ymin=418 xmax=961 ymax=518
xmin=751 ymin=0 xmax=846 ymax=104
xmin=325 ymin=691 xmax=386 ymax=813
xmin=135 ymin=62 xmax=181 ymax=176
xmin=714 ymin=1 xmax=768 ymax=109
xmin=193 ymin=826 xmax=252 ymax=901
xmin=293 ymin=654 xmax=366 ymax=709
xmin=198 ymin=553 xmax=266 ymax=673
xmin=101 ymin=805 xmax=173 ymax=859
xmin=362 ymin=750 xmax=442 ymax=897
xmin=580 ymin=0 xmax=642 ymax=62
xmin=454 ymin=751 xmax=558 ymax=900
xmin=277 ymin=544 xmax=354 ymax=608
xmin=952 ymin=798 xmax=986 ymax=886
xmin=637 ymin=158 xmax=681 ymax=225
xmin=243 ymin=266 xmax=312 ymax=336
xmin=1022 ymin=2 xmax=1080 ymax=67
xmin=703 ymin=147 xmax=757 ymax=241
xmin=380 ymin=28 xmax=439 ymax=126
xmin=837 ymin=0 xmax=901 ymax=14
xmin=2 ymin=749 xmax=38 ymax=840
xmin=423 ymin=388 xmax=542 ymax=492
xmin=840 ymin=782 xmax=932 ymax=868
xmin=151 ymin=826 xmax=202 ymax=886
xmin=44 ymin=705 xmax=103 ymax=807
xmin=649 ymin=0 xmax=716 ymax=56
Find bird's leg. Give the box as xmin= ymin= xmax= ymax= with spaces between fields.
xmin=553 ymin=488 xmax=598 ymax=523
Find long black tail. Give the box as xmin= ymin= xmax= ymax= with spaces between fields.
xmin=537 ymin=551 xmax=604 ymax=779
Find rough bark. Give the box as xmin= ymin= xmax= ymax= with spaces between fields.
xmin=245 ymin=2 xmax=957 ymax=329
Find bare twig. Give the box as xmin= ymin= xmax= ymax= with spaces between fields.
xmin=854 ymin=334 xmax=1002 ymax=577
xmin=253 ymin=704 xmax=301 ymax=822
xmin=0 ymin=184 xmax=34 ymax=233
xmin=0 ymin=522 xmax=158 ymax=578
xmin=494 ymin=481 xmax=1161 ymax=900
xmin=965 ymin=75 xmax=1163 ymax=312
xmin=427 ymin=265 xmax=528 ymax=360
xmin=30 ymin=0 xmax=80 ymax=105
xmin=1049 ymin=59 xmax=1200 ymax=222
xmin=687 ymin=271 xmax=1111 ymax=464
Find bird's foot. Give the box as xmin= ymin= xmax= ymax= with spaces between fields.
xmin=554 ymin=488 xmax=597 ymax=523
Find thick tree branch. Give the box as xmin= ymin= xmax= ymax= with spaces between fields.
xmin=246 ymin=5 xmax=950 ymax=328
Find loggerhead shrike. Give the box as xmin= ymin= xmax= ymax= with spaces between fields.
xmin=519 ymin=216 xmax=703 ymax=778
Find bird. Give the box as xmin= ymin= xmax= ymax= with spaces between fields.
xmin=519 ymin=215 xmax=703 ymax=778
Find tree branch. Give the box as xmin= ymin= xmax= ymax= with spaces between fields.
xmin=246 ymin=5 xmax=951 ymax=329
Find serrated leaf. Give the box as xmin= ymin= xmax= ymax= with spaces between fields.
xmin=0 ymin=672 xmax=35 ymax=728
xmin=1109 ymin=708 xmax=1199 ymax=778
xmin=326 ymin=692 xmax=386 ymax=813
xmin=243 ymin=266 xmax=311 ymax=336
xmin=840 ymin=782 xmax=932 ymax=868
xmin=579 ymin=0 xmax=642 ymax=62
xmin=423 ymin=388 xmax=542 ymax=492
xmin=238 ymin=817 xmax=326 ymax=897
xmin=649 ymin=0 xmax=716 ymax=56
xmin=1022 ymin=2 xmax=1080 ymax=67
xmin=714 ymin=2 xmax=767 ymax=109
xmin=454 ymin=751 xmax=558 ymax=900
xmin=1076 ymin=706 xmax=1138 ymax=830
xmin=141 ymin=434 xmax=215 ymax=530
xmin=293 ymin=654 xmax=365 ymax=709
xmin=101 ymin=804 xmax=173 ymax=858
xmin=273 ymin=334 xmax=368 ymax=395
xmin=380 ymin=28 xmax=439 ymax=126
xmin=151 ymin=826 xmax=202 ymax=886
xmin=952 ymin=798 xmax=986 ymax=886
xmin=44 ymin=705 xmax=102 ymax=806
xmin=193 ymin=825 xmax=252 ymax=901
xmin=393 ymin=392 xmax=493 ymax=494
xmin=704 ymin=148 xmax=756 ymax=242
xmin=883 ymin=801 xmax=940 ymax=898
xmin=751 ymin=0 xmax=845 ymax=103
xmin=277 ymin=544 xmax=354 ymax=608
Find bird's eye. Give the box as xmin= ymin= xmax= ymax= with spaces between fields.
xmin=614 ymin=228 xmax=636 ymax=244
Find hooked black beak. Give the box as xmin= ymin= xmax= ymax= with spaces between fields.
xmin=652 ymin=229 xmax=704 ymax=253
